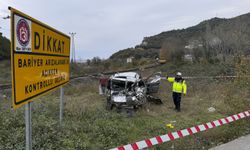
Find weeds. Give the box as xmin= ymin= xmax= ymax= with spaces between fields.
xmin=0 ymin=61 xmax=250 ymax=149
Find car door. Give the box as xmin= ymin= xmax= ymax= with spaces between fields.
xmin=146 ymin=72 xmax=161 ymax=94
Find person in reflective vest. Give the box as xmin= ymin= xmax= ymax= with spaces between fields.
xmin=167 ymin=72 xmax=187 ymax=112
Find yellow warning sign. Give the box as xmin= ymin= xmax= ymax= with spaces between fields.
xmin=10 ymin=7 xmax=70 ymax=109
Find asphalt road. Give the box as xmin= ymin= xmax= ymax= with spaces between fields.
xmin=209 ymin=134 xmax=250 ymax=150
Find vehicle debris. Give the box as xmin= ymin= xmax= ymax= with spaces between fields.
xmin=166 ymin=123 xmax=175 ymax=129
xmin=106 ymin=72 xmax=162 ymax=113
xmin=208 ymin=107 xmax=216 ymax=112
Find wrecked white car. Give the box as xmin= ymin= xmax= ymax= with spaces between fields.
xmin=106 ymin=72 xmax=162 ymax=111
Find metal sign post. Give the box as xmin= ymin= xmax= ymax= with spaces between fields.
xmin=59 ymin=87 xmax=64 ymax=125
xmin=25 ymin=102 xmax=32 ymax=150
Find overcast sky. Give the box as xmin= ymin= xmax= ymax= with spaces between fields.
xmin=1 ymin=0 xmax=250 ymax=60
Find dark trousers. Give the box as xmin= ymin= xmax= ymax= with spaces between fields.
xmin=172 ymin=92 xmax=182 ymax=111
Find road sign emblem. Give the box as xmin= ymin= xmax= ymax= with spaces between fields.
xmin=16 ymin=18 xmax=30 ymax=47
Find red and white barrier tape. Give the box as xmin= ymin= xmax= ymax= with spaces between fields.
xmin=110 ymin=110 xmax=250 ymax=150
xmin=161 ymin=75 xmax=243 ymax=80
xmin=161 ymin=75 xmax=250 ymax=80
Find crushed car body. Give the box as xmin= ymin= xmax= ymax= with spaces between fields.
xmin=106 ymin=72 xmax=162 ymax=111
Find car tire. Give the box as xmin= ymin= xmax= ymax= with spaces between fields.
xmin=106 ymin=97 xmax=113 ymax=110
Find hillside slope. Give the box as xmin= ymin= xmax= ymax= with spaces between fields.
xmin=110 ymin=13 xmax=250 ymax=62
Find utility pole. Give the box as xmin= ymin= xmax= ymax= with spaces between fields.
xmin=69 ymin=32 xmax=76 ymax=63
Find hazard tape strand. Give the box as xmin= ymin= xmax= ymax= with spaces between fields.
xmin=161 ymin=75 xmax=250 ymax=80
xmin=110 ymin=110 xmax=250 ymax=150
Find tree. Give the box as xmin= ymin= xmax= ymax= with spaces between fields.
xmin=86 ymin=59 xmax=91 ymax=66
xmin=0 ymin=35 xmax=11 ymax=60
xmin=161 ymin=37 xmax=184 ymax=62
xmin=103 ymin=60 xmax=111 ymax=70
xmin=91 ymin=57 xmax=102 ymax=65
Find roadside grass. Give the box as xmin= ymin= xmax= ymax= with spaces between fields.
xmin=0 ymin=61 xmax=250 ymax=149
xmin=0 ymin=60 xmax=11 ymax=84
xmin=0 ymin=76 xmax=249 ymax=150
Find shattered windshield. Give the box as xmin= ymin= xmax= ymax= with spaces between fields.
xmin=111 ymin=80 xmax=126 ymax=91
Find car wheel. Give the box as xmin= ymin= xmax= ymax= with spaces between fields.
xmin=106 ymin=97 xmax=113 ymax=110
